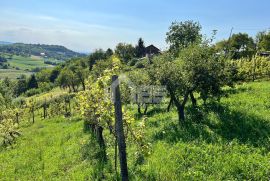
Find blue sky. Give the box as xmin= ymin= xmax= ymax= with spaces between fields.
xmin=0 ymin=0 xmax=269 ymax=52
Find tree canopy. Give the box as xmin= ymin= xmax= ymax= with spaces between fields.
xmin=166 ymin=20 xmax=202 ymax=56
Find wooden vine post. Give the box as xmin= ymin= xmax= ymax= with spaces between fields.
xmin=31 ymin=104 xmax=35 ymax=123
xmin=112 ymin=75 xmax=129 ymax=181
xmin=43 ymin=98 xmax=47 ymax=119
xmin=16 ymin=112 xmax=19 ymax=124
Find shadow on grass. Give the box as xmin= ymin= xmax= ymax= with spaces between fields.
xmin=80 ymin=134 xmax=113 ymax=180
xmin=222 ymin=84 xmax=252 ymax=96
xmin=134 ymin=105 xmax=168 ymax=120
xmin=152 ymin=102 xmax=270 ymax=149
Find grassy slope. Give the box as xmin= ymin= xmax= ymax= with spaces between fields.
xmin=0 ymin=117 xmax=94 ymax=180
xmin=0 ymin=69 xmax=32 ymax=79
xmin=0 ymin=55 xmax=55 ymax=79
xmin=139 ymin=81 xmax=270 ymax=180
xmin=9 ymin=55 xmax=48 ymax=70
xmin=0 ymin=81 xmax=270 ymax=180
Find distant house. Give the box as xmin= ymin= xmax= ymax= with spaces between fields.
xmin=145 ymin=45 xmax=161 ymax=56
xmin=40 ymin=52 xmax=46 ymax=56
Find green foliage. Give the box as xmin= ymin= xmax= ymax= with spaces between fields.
xmin=230 ymin=33 xmax=255 ymax=51
xmin=235 ymin=55 xmax=270 ymax=81
xmin=115 ymin=43 xmax=136 ymax=63
xmin=0 ymin=109 xmax=20 ymax=146
xmin=24 ymin=88 xmax=42 ymax=97
xmin=56 ymin=67 xmax=79 ymax=92
xmin=36 ymin=69 xmax=52 ymax=83
xmin=27 ymin=74 xmax=38 ymax=90
xmin=0 ymin=55 xmax=7 ymax=63
xmin=134 ymin=57 xmax=150 ymax=69
xmin=105 ymin=48 xmax=114 ymax=58
xmin=15 ymin=75 xmax=27 ymax=96
xmin=216 ymin=33 xmax=256 ymax=59
xmin=150 ymin=43 xmax=230 ymax=122
xmin=215 ymin=39 xmax=228 ymax=52
xmin=88 ymin=49 xmax=109 ymax=70
xmin=166 ymin=20 xmax=202 ymax=56
xmin=135 ymin=38 xmax=146 ymax=58
xmin=229 ymin=33 xmax=256 ymax=59
xmin=91 ymin=58 xmax=114 ymax=79
xmin=0 ymin=78 xmax=15 ymax=105
xmin=77 ymin=56 xmax=121 ymax=131
xmin=128 ymin=58 xmax=138 ymax=66
xmin=178 ymin=44 xmax=229 ymax=102
xmin=256 ymin=31 xmax=270 ymax=51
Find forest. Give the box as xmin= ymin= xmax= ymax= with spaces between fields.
xmin=0 ymin=20 xmax=270 ymax=180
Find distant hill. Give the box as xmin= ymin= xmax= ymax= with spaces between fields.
xmin=0 ymin=43 xmax=86 ymax=60
xmin=0 ymin=41 xmax=13 ymax=45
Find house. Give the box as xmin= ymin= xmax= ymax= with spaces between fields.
xmin=145 ymin=45 xmax=161 ymax=56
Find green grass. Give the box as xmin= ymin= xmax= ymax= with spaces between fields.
xmin=0 ymin=54 xmax=56 ymax=79
xmin=1 ymin=81 xmax=270 ymax=180
xmin=0 ymin=117 xmax=96 ymax=180
xmin=135 ymin=81 xmax=270 ymax=180
xmin=0 ymin=69 xmax=31 ymax=79
xmin=9 ymin=55 xmax=49 ymax=70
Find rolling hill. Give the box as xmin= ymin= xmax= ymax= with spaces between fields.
xmin=0 ymin=43 xmax=86 ymax=60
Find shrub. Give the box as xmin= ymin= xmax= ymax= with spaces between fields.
xmin=24 ymin=88 xmax=42 ymax=97
xmin=135 ymin=61 xmax=145 ymax=68
xmin=128 ymin=58 xmax=139 ymax=66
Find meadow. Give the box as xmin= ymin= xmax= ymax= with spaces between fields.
xmin=1 ymin=80 xmax=269 ymax=180
xmin=8 ymin=55 xmax=52 ymax=70
xmin=0 ymin=54 xmax=56 ymax=79
xmin=0 ymin=69 xmax=31 ymax=79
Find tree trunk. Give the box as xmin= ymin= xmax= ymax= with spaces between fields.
xmin=190 ymin=92 xmax=197 ymax=107
xmin=173 ymin=98 xmax=185 ymax=123
xmin=71 ymin=83 xmax=76 ymax=92
xmin=167 ymin=97 xmax=173 ymax=112
xmin=143 ymin=104 xmax=148 ymax=115
xmin=137 ymin=104 xmax=142 ymax=115
xmin=80 ymin=78 xmax=86 ymax=90
xmin=168 ymin=88 xmax=189 ymax=124
xmin=177 ymin=105 xmax=185 ymax=122
xmin=68 ymin=99 xmax=71 ymax=114
xmin=96 ymin=126 xmax=107 ymax=161
xmin=16 ymin=112 xmax=19 ymax=124
xmin=32 ymin=108 xmax=35 ymax=124
xmin=43 ymin=99 xmax=47 ymax=119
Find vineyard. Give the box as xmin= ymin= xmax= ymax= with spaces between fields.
xmin=1 ymin=19 xmax=270 ymax=180
xmin=1 ymin=79 xmax=270 ymax=180
xmin=1 ymin=52 xmax=270 ymax=180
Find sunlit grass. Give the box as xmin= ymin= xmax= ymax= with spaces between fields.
xmin=1 ymin=81 xmax=270 ymax=180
